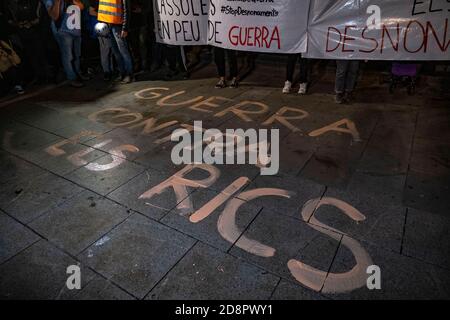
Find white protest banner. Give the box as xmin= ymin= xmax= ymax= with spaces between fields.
xmin=305 ymin=0 xmax=450 ymax=60
xmin=208 ymin=0 xmax=310 ymax=53
xmin=153 ymin=0 xmax=210 ymax=45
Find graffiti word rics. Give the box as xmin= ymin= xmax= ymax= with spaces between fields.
xmin=139 ymin=163 xmax=373 ymax=294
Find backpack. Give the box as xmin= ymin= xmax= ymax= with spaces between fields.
xmin=0 ymin=40 xmax=21 ymax=75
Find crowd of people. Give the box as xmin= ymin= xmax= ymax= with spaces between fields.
xmin=0 ymin=0 xmax=422 ymax=104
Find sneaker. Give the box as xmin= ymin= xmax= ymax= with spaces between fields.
xmin=70 ymin=80 xmax=84 ymax=88
xmin=298 ymin=83 xmax=308 ymax=95
xmin=282 ymin=80 xmax=292 ymax=94
xmin=114 ymin=74 xmax=123 ymax=83
xmin=14 ymin=85 xmax=25 ymax=95
xmin=121 ymin=75 xmax=133 ymax=84
xmin=230 ymin=78 xmax=238 ymax=88
xmin=335 ymin=92 xmax=344 ymax=104
xmin=103 ymin=72 xmax=112 ymax=81
xmin=215 ymin=79 xmax=227 ymax=89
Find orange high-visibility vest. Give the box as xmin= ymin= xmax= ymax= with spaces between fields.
xmin=97 ymin=0 xmax=123 ymax=25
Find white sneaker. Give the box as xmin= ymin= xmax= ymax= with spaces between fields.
xmin=282 ymin=81 xmax=292 ymax=94
xmin=298 ymin=83 xmax=307 ymax=95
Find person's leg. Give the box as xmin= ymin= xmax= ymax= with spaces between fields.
xmin=54 ymin=31 xmax=78 ymax=81
xmin=139 ymin=26 xmax=149 ymax=70
xmin=214 ymin=47 xmax=226 ymax=78
xmin=99 ymin=37 xmax=111 ymax=74
xmin=227 ymin=50 xmax=238 ymax=79
xmin=335 ymin=60 xmax=349 ymax=103
xmin=298 ymin=55 xmax=308 ymax=94
xmin=335 ymin=60 xmax=349 ymax=93
xmin=110 ymin=25 xmax=133 ymax=76
xmin=298 ymin=56 xmax=308 ymax=84
xmin=73 ymin=35 xmax=82 ymax=76
xmin=345 ymin=60 xmax=360 ymax=93
xmin=227 ymin=49 xmax=238 ymax=87
xmin=286 ymin=54 xmax=297 ymax=83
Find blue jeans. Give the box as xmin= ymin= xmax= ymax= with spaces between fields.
xmin=53 ymin=31 xmax=81 ymax=81
xmin=98 ymin=35 xmax=121 ymax=74
xmin=110 ymin=25 xmax=133 ymax=76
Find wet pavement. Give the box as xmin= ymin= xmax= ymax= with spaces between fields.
xmin=0 ymin=62 xmax=449 ymax=300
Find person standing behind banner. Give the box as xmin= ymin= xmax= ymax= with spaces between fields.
xmin=282 ymin=54 xmax=308 ymax=95
xmin=214 ymin=47 xmax=238 ymax=89
xmin=97 ymin=0 xmax=133 ymax=84
xmin=334 ymin=60 xmax=359 ymax=104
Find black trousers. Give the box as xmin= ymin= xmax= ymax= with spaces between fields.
xmin=286 ymin=54 xmax=308 ymax=83
xmin=165 ymin=45 xmax=187 ymax=73
xmin=214 ymin=47 xmax=237 ymax=78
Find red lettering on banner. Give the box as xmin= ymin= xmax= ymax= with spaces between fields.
xmin=404 ymin=20 xmax=426 ymax=53
xmin=342 ymin=25 xmax=357 ymax=52
xmin=229 ymin=25 xmax=281 ymax=49
xmin=326 ymin=27 xmax=342 ymax=52
xmin=324 ymin=18 xmax=448 ymax=56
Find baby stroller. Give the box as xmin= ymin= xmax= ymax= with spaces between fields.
xmin=389 ymin=62 xmax=418 ymax=95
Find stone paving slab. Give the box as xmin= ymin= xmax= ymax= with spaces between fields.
xmin=270 ymin=280 xmax=328 ymax=300
xmin=107 ymin=169 xmax=177 ymax=220
xmin=65 ymin=275 xmax=135 ymax=300
xmin=0 ymin=150 xmax=47 ymax=185
xmin=29 ymin=191 xmax=131 ymax=255
xmin=161 ymin=189 xmax=262 ymax=251
xmin=0 ymin=75 xmax=448 ymax=300
xmin=403 ymin=170 xmax=450 ymax=216
xmin=0 ymin=210 xmax=40 ymax=264
xmin=23 ymin=138 xmax=106 ymax=176
xmin=65 ymin=155 xmax=146 ymax=196
xmin=403 ymin=208 xmax=450 ymax=269
xmin=79 ymin=213 xmax=196 ymax=299
xmin=147 ymin=242 xmax=279 ymax=300
xmin=230 ymin=209 xmax=340 ymax=287
xmin=243 ymin=174 xmax=325 ymax=219
xmin=309 ymin=188 xmax=406 ymax=253
xmin=323 ymin=240 xmax=450 ymax=299
xmin=0 ymin=171 xmax=85 ymax=224
xmin=0 ymin=240 xmax=95 ymax=299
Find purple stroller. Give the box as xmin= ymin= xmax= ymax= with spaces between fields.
xmin=389 ymin=63 xmax=418 ymax=95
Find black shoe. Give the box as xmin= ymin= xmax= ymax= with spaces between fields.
xmin=344 ymin=91 xmax=353 ymax=103
xmin=335 ymin=92 xmax=344 ymax=104
xmin=215 ymin=79 xmax=227 ymax=89
xmin=114 ymin=74 xmax=123 ymax=83
xmin=70 ymin=80 xmax=84 ymax=88
xmin=103 ymin=73 xmax=112 ymax=81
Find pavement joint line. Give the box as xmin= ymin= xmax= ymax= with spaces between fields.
xmin=401 ymin=111 xmax=420 ymax=204
xmin=319 ymin=233 xmax=344 ymax=293
xmin=0 ymin=229 xmax=41 ymax=268
xmin=142 ymin=240 xmax=199 ymax=300
xmin=226 ymin=205 xmax=264 ymax=255
xmin=74 ymin=211 xmax=136 ymax=258
xmin=400 ymin=207 xmax=409 ymax=255
xmin=268 ymin=277 xmax=282 ymax=300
